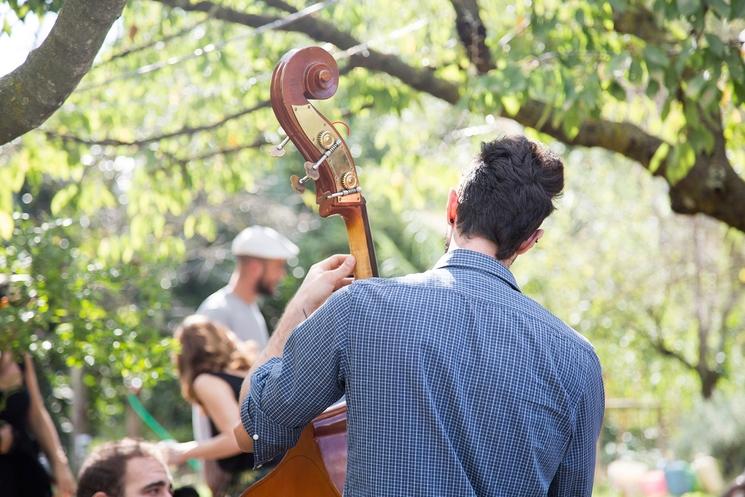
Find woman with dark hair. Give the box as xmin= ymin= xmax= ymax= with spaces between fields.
xmin=0 ymin=350 xmax=76 ymax=497
xmin=166 ymin=315 xmax=258 ymax=496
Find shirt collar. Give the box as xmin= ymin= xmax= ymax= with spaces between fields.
xmin=433 ymin=249 xmax=521 ymax=293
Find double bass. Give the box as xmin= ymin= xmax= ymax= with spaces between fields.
xmin=240 ymin=46 xmax=378 ymax=496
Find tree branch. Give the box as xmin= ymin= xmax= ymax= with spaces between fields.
xmin=449 ymin=0 xmax=494 ymax=74
xmin=612 ymin=6 xmax=670 ymax=44
xmin=0 ymin=0 xmax=127 ymax=145
xmin=692 ymin=217 xmax=712 ymax=369
xmin=654 ymin=339 xmax=696 ymax=371
xmin=716 ymin=237 xmax=745 ymax=354
xmin=642 ymin=302 xmax=697 ymax=372
xmin=153 ymin=0 xmax=460 ymax=102
xmin=163 ymin=138 xmax=268 ymax=165
xmin=666 ymin=107 xmax=745 ymax=233
xmin=152 ymin=0 xmax=745 ymax=232
xmin=44 ymin=101 xmax=270 ymax=147
xmin=96 ymin=17 xmax=210 ymax=67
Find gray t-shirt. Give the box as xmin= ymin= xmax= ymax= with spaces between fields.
xmin=196 ymin=287 xmax=269 ymax=347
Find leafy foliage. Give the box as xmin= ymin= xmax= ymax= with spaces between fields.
xmin=0 ymin=0 xmax=744 ymax=472
xmin=0 ymin=209 xmax=176 ymax=443
xmin=467 ymin=0 xmax=744 ymax=183
xmin=3 ymin=0 xmax=63 ymax=33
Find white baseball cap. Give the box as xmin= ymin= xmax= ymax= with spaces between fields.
xmin=231 ymin=226 xmax=299 ymax=259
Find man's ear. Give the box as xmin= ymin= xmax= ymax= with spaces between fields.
xmin=514 ymin=229 xmax=544 ymax=256
xmin=446 ymin=189 xmax=458 ymax=226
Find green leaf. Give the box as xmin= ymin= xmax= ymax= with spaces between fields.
xmin=704 ymin=34 xmax=727 ymax=57
xmin=67 ymin=147 xmax=81 ymax=168
xmin=503 ymin=65 xmax=527 ymax=93
xmin=501 ymin=95 xmax=521 ymax=116
xmin=688 ymin=125 xmax=715 ymax=154
xmin=646 ymin=79 xmax=660 ymax=98
xmin=664 ymin=65 xmax=679 ymax=89
xmin=629 ymin=59 xmax=644 ymax=83
xmin=608 ymin=54 xmax=629 ymax=75
xmin=685 ymin=74 xmax=708 ymax=97
xmin=0 ymin=211 xmax=13 ymax=240
xmin=644 ymin=46 xmax=669 ymax=70
xmin=183 ymin=214 xmax=196 ymax=239
xmin=690 ymin=11 xmax=705 ymax=32
xmin=16 ymin=3 xmax=29 ymax=19
xmin=652 ymin=0 xmax=668 ymax=16
xmin=732 ymin=0 xmax=745 ymax=18
xmin=733 ymin=79 xmax=745 ymax=104
xmin=51 ymin=184 xmax=80 ymax=215
xmin=649 ymin=143 xmax=670 ymax=173
xmin=561 ymin=106 xmax=582 ymax=139
xmin=726 ymin=52 xmax=745 ymax=83
xmin=196 ymin=213 xmax=216 ymax=240
xmin=483 ymin=92 xmax=495 ymax=108
xmin=677 ymin=0 xmax=701 ymax=16
xmin=609 ymin=80 xmax=627 ymax=100
xmin=575 ymin=8 xmax=586 ymax=25
xmin=667 ymin=143 xmax=696 ymax=184
xmin=705 ymin=0 xmax=731 ymax=17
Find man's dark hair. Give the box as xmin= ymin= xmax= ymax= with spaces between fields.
xmin=76 ymin=439 xmax=164 ymax=497
xmin=456 ymin=135 xmax=564 ymax=260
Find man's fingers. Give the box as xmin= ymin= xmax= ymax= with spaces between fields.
xmin=329 ymin=255 xmax=355 ymax=276
xmin=315 ymin=254 xmax=350 ymax=270
xmin=334 ymin=277 xmax=354 ymax=291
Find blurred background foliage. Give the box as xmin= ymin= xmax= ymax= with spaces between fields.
xmin=0 ymin=0 xmax=744 ymax=493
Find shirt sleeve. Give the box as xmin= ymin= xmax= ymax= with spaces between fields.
xmin=239 ymin=287 xmax=350 ymax=467
xmin=548 ymin=354 xmax=605 ymax=497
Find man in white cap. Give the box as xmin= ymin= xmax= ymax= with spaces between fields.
xmin=197 ymin=225 xmax=299 ymax=347
xmin=193 ymin=225 xmax=298 ymax=495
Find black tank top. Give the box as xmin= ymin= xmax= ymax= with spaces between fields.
xmin=0 ymin=360 xmax=52 ymax=497
xmin=204 ymin=371 xmax=254 ymax=473
xmin=0 ymin=362 xmax=30 ymax=430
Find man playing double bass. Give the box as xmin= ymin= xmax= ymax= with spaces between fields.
xmin=235 ymin=135 xmax=605 ymax=496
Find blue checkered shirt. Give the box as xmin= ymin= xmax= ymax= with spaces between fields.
xmin=240 ymin=249 xmax=604 ymax=496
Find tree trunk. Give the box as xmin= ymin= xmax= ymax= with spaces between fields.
xmin=699 ymin=368 xmax=720 ymax=400
xmin=71 ymin=367 xmax=90 ymax=472
xmin=0 ymin=0 xmax=127 ymax=144
xmin=125 ymin=391 xmax=143 ymax=438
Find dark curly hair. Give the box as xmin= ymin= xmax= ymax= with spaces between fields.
xmin=76 ymin=439 xmax=164 ymax=497
xmin=456 ymin=135 xmax=564 ymax=260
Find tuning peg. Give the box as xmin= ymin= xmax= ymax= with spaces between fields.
xmin=290 ymin=175 xmax=306 ymax=193
xmin=303 ymin=161 xmax=321 ymax=181
xmin=270 ymin=136 xmax=291 ymax=157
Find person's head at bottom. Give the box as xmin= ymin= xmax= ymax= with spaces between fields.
xmin=76 ymin=439 xmax=173 ymax=497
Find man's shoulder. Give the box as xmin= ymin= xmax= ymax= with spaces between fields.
xmin=349 ymin=269 xmax=451 ymax=294
xmin=345 ymin=272 xmax=599 ymax=355
xmin=523 ymin=296 xmax=598 ymax=355
xmin=197 ymin=287 xmax=231 ymax=313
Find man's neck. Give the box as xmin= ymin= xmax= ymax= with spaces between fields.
xmin=447 ymin=233 xmax=515 ymax=268
xmin=227 ymin=272 xmax=257 ymax=304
